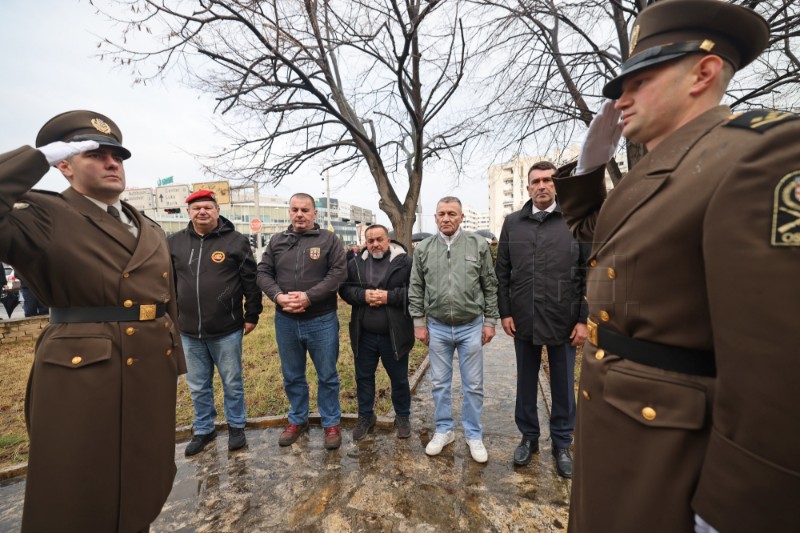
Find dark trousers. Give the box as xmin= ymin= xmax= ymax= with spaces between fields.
xmin=356 ymin=330 xmax=411 ymax=417
xmin=514 ymin=338 xmax=576 ymax=448
xmin=21 ymin=286 xmax=48 ymax=317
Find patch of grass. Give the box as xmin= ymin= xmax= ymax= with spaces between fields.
xmin=2 ymin=302 xmax=427 ymax=468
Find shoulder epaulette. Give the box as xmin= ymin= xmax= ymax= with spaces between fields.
xmin=724 ymin=110 xmax=800 ymax=133
xmin=29 ymin=189 xmax=63 ymax=198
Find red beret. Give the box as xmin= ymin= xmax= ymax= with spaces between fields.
xmin=186 ymin=189 xmax=217 ymax=204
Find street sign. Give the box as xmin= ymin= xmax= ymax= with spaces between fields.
xmin=192 ymin=181 xmax=231 ymax=205
xmin=155 ymin=184 xmax=192 ymax=209
xmin=122 ymin=188 xmax=155 ymax=210
xmin=157 ymin=176 xmax=174 ymax=186
xmin=249 ymin=218 xmax=262 ymax=232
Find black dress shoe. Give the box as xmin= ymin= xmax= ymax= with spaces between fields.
xmin=552 ymin=447 xmax=573 ymax=478
xmin=513 ymin=438 xmax=539 ymax=466
xmin=185 ymin=430 xmax=217 ymax=457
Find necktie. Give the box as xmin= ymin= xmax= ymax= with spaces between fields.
xmin=107 ymin=205 xmax=123 ymax=223
xmin=533 ymin=211 xmax=547 ymax=223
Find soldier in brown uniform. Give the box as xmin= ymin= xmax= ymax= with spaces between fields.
xmin=0 ymin=111 xmax=186 ymax=532
xmin=553 ymin=1 xmax=800 ymax=532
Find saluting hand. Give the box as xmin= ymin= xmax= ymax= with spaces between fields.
xmin=576 ymin=99 xmax=623 ymax=174
xmin=38 ymin=140 xmax=100 ymax=166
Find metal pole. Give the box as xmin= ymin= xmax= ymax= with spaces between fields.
xmin=326 ymin=170 xmax=331 ymax=231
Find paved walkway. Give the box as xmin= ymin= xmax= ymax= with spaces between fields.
xmin=0 ymin=332 xmax=570 ymax=532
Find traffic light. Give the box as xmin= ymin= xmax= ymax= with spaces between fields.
xmin=249 ymin=234 xmax=258 ymax=248
xmin=164 ymin=208 xmax=181 ymax=214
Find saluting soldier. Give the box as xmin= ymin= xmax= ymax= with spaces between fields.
xmin=0 ymin=110 xmax=186 ymax=532
xmin=554 ymin=1 xmax=800 ymax=531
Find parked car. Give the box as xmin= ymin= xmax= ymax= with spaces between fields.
xmin=3 ymin=264 xmax=20 ymax=291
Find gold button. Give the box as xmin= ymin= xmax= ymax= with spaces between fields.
xmin=599 ymin=310 xmax=610 ymax=322
xmin=164 ymin=321 xmax=170 ymax=329
xmin=607 ymin=268 xmax=616 ymax=279
xmin=163 ymin=296 xmax=170 ymax=303
xmin=126 ymin=357 xmax=134 ymax=366
xmin=589 ymin=259 xmax=598 ymax=267
xmin=642 ymin=407 xmax=656 ymax=421
xmin=71 ymin=356 xmax=82 ymax=365
xmin=125 ymin=327 xmax=135 ymax=336
xmin=162 ymin=272 xmax=168 ymax=279
xmin=122 ymin=272 xmax=130 ymax=279
xmin=582 ymin=390 xmax=591 ymax=400
xmin=595 ymin=349 xmax=605 ymax=360
xmin=165 ymin=348 xmax=173 ymax=356
xmin=123 ymin=300 xmax=133 ymax=308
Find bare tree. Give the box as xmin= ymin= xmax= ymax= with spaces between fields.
xmin=98 ymin=0 xmax=486 ymax=248
xmin=476 ymin=0 xmax=800 ymax=182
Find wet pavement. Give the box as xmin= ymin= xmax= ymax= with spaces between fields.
xmin=0 ymin=332 xmax=570 ymax=532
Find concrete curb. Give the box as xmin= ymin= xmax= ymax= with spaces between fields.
xmin=1 ymin=354 xmax=431 ymax=481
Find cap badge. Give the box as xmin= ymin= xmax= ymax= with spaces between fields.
xmin=699 ymin=39 xmax=715 ymax=52
xmin=211 ymin=251 xmax=226 ymax=263
xmin=771 ymin=171 xmax=800 ymax=247
xmin=629 ymin=25 xmax=640 ymax=55
xmin=91 ymin=118 xmax=112 ymax=134
xmin=309 ymin=247 xmax=321 ymax=260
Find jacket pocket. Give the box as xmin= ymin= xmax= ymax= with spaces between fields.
xmin=40 ymin=335 xmax=113 ymax=369
xmin=603 ymin=365 xmax=708 ymax=430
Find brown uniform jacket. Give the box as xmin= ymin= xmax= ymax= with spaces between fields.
xmin=0 ymin=146 xmax=187 ymax=532
xmin=555 ymin=106 xmax=800 ymax=533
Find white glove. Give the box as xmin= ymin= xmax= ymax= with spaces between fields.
xmin=38 ymin=140 xmax=100 ymax=166
xmin=576 ymin=100 xmax=622 ymax=175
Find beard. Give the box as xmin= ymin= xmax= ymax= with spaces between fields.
xmin=370 ymin=251 xmax=385 ymax=260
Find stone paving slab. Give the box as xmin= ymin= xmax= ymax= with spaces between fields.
xmin=0 ymin=332 xmax=570 ymax=532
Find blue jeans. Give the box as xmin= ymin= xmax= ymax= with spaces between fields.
xmin=182 ymin=329 xmax=246 ymax=435
xmin=274 ymin=311 xmax=341 ymax=427
xmin=427 ymin=316 xmax=485 ymax=439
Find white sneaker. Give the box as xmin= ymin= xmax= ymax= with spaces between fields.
xmin=425 ymin=431 xmax=455 ymax=456
xmin=467 ymin=438 xmax=488 ymax=463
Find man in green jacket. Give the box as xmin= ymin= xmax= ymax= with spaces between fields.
xmin=409 ymin=196 xmax=499 ymax=463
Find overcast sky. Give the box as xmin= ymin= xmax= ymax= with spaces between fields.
xmin=1 ymin=0 xmax=505 ymax=230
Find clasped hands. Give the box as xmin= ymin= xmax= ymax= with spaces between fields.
xmin=276 ymin=291 xmax=310 ymax=313
xmin=365 ymin=289 xmax=388 ymax=307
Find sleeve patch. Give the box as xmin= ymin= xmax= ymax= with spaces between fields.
xmin=772 ymin=170 xmax=800 ymax=247
xmin=725 ymin=110 xmax=799 ymax=133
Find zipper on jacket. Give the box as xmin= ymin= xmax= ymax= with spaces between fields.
xmin=196 ymin=237 xmax=204 ymax=338
xmin=447 ymin=242 xmax=454 ymax=324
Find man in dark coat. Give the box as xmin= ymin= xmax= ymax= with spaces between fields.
xmin=495 ymin=160 xmax=588 ymax=478
xmin=169 ymin=189 xmax=263 ymax=456
xmin=339 ymin=224 xmax=414 ymax=440
xmin=554 ymin=1 xmax=799 ymax=531
xmin=0 ymin=110 xmax=186 ymax=532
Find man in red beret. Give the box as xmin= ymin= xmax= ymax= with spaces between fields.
xmin=554 ymin=1 xmax=799 ymax=531
xmin=0 ymin=110 xmax=186 ymax=532
xmin=168 ymin=189 xmax=263 ymax=456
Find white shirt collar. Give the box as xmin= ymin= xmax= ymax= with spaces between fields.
xmin=531 ymin=201 xmax=557 ymax=214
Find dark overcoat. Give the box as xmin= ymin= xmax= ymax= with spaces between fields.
xmin=555 ymin=106 xmax=800 ymax=533
xmin=0 ymin=146 xmax=186 ymax=532
xmin=495 ymin=199 xmax=589 ymax=344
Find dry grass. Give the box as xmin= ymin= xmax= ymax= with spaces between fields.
xmin=1 ymin=304 xmax=427 ymax=469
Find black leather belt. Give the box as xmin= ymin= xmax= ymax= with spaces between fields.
xmin=586 ymin=318 xmax=716 ymax=377
xmin=50 ymin=303 xmax=165 ymax=323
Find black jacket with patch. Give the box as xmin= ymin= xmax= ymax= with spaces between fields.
xmin=169 ymin=216 xmax=262 ymax=338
